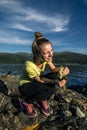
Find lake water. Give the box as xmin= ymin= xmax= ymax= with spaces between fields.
xmin=0 ymin=64 xmax=87 ymax=87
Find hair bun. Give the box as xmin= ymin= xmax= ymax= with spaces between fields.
xmin=35 ymin=32 xmax=43 ymax=40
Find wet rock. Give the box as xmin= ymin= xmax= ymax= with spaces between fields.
xmin=0 ymin=75 xmax=87 ymax=130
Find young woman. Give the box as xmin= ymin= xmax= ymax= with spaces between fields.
xmin=19 ymin=32 xmax=69 ymax=118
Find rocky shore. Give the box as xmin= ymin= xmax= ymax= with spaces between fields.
xmin=0 ymin=75 xmax=87 ymax=130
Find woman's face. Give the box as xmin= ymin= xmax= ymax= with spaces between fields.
xmin=40 ymin=43 xmax=53 ymax=62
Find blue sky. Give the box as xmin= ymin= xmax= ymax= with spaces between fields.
xmin=0 ymin=0 xmax=87 ymax=54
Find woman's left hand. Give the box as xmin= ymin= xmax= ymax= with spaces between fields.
xmin=58 ymin=79 xmax=67 ymax=87
xmin=62 ymin=67 xmax=70 ymax=76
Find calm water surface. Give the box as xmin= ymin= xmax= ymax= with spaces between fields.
xmin=0 ymin=64 xmax=87 ymax=87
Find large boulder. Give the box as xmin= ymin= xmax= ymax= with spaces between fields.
xmin=0 ymin=75 xmax=87 ymax=130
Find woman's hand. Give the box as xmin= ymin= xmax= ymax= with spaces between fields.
xmin=62 ymin=67 xmax=70 ymax=76
xmin=52 ymin=66 xmax=70 ymax=76
xmin=54 ymin=79 xmax=67 ymax=87
xmin=58 ymin=79 xmax=67 ymax=87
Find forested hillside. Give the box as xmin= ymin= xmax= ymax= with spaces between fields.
xmin=53 ymin=51 xmax=87 ymax=64
xmin=0 ymin=52 xmax=32 ymax=64
xmin=0 ymin=52 xmax=87 ymax=64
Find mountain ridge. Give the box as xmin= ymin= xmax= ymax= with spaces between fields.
xmin=0 ymin=51 xmax=87 ymax=64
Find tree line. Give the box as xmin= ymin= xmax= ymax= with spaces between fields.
xmin=0 ymin=52 xmax=87 ymax=64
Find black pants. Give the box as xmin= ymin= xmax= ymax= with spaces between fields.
xmin=19 ymin=73 xmax=58 ymax=103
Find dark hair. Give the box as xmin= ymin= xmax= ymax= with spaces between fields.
xmin=32 ymin=32 xmax=51 ymax=64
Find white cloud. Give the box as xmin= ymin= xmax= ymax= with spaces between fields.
xmin=52 ymin=17 xmax=69 ymax=32
xmin=0 ymin=0 xmax=23 ymax=13
xmin=12 ymin=23 xmax=34 ymax=32
xmin=18 ymin=10 xmax=70 ymax=32
xmin=0 ymin=0 xmax=70 ymax=32
xmin=0 ymin=36 xmax=31 ymax=45
xmin=0 ymin=0 xmax=70 ymax=47
xmin=0 ymin=30 xmax=32 ymax=45
xmin=61 ymin=46 xmax=87 ymax=54
xmin=75 ymin=48 xmax=87 ymax=54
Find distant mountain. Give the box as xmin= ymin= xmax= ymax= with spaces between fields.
xmin=0 ymin=52 xmax=32 ymax=64
xmin=53 ymin=51 xmax=87 ymax=64
xmin=0 ymin=51 xmax=87 ymax=64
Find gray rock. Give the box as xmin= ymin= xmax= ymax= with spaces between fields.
xmin=0 ymin=75 xmax=87 ymax=130
xmin=76 ymin=107 xmax=85 ymax=118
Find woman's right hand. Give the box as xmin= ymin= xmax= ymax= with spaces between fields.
xmin=54 ymin=79 xmax=66 ymax=87
xmin=62 ymin=67 xmax=70 ymax=76
xmin=58 ymin=79 xmax=66 ymax=87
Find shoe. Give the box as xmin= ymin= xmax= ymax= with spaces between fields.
xmin=35 ymin=100 xmax=50 ymax=116
xmin=20 ymin=99 xmax=37 ymax=118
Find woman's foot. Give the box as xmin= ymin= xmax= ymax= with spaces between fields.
xmin=35 ymin=100 xmax=50 ymax=116
xmin=20 ymin=99 xmax=37 ymax=118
